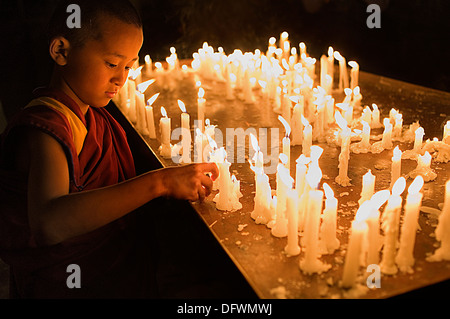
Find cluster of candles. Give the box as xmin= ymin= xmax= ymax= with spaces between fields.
xmin=112 ymin=33 xmax=450 ymax=289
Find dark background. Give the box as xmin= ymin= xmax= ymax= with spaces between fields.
xmin=1 ymin=0 xmax=449 ymax=121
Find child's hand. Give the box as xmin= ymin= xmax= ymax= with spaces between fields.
xmin=161 ymin=163 xmax=219 ymax=202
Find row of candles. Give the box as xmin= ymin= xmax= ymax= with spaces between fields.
xmin=112 ymin=34 xmax=450 ymax=289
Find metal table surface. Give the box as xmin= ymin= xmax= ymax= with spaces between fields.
xmin=111 ymin=64 xmax=450 ymax=299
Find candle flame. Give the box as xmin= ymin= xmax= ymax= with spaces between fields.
xmin=137 ymin=79 xmax=155 ymax=93
xmin=301 ymin=114 xmax=310 ymax=127
xmin=207 ymin=134 xmax=218 ymax=150
xmin=282 ymin=59 xmax=290 ymax=70
xmin=392 ymin=176 xmax=406 ymax=196
xmin=355 ymin=201 xmax=372 ymax=223
xmin=348 ymin=61 xmax=359 ymax=69
xmin=415 ymin=126 xmax=425 ymax=137
xmin=335 ymin=111 xmax=348 ymax=130
xmin=328 ymin=46 xmax=334 ymax=57
xmin=147 ymin=93 xmax=160 ymax=106
xmin=323 ymin=182 xmax=334 ymax=199
xmin=160 ymin=106 xmax=167 ymax=118
xmin=289 ymin=96 xmax=299 ymax=104
xmin=333 ymin=51 xmax=343 ymax=62
xmin=310 ymin=145 xmax=324 ymax=162
xmin=279 ymin=153 xmax=288 ymax=165
xmin=250 ymin=133 xmax=260 ymax=152
xmin=269 ymin=37 xmax=276 ymax=45
xmin=144 ymin=54 xmax=151 ymax=63
xmin=177 ymin=99 xmax=186 ymax=113
xmin=353 ymin=86 xmax=360 ymax=96
xmin=296 ymin=154 xmax=310 ymax=165
xmin=258 ymin=80 xmax=267 ymax=89
xmin=130 ymin=66 xmax=143 ymax=80
xmin=278 ymin=115 xmax=291 ymax=137
xmin=393 ymin=146 xmax=402 ymax=160
xmin=408 ymin=175 xmax=424 ymax=195
xmin=198 ymin=87 xmax=205 ymax=99
xmin=370 ymin=190 xmax=390 ymax=210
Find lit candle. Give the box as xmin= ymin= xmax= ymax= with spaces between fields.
xmin=359 ymin=169 xmax=375 ymax=206
xmin=197 ymin=87 xmax=206 ymax=132
xmin=285 ymin=188 xmax=301 ymax=257
xmin=144 ymin=54 xmax=152 ymax=77
xmin=178 ymin=100 xmax=191 ymax=163
xmin=350 ymin=120 xmax=371 ymax=153
xmin=391 ymin=146 xmax=402 ymax=189
xmin=413 ymin=126 xmax=425 ymax=152
xmin=319 ymin=183 xmax=340 ymax=254
xmin=380 ymin=177 xmax=406 ymax=275
xmin=127 ymin=75 xmax=137 ymax=123
xmin=295 ymin=154 xmax=309 ymax=199
xmin=159 ymin=106 xmax=172 ymax=158
xmin=395 ymin=176 xmax=424 ymax=272
xmin=135 ymin=79 xmax=155 ymax=135
xmin=348 ymin=61 xmax=359 ymax=90
xmin=427 ymin=179 xmax=450 ymax=261
xmin=271 ymin=154 xmax=291 ymax=238
xmin=406 ymin=151 xmax=437 ymax=182
xmin=371 ymin=104 xmax=383 ymax=129
xmin=335 ymin=112 xmax=352 ymax=187
xmin=145 ymin=93 xmax=160 ymax=139
xmin=290 ymin=96 xmax=304 ymax=146
xmin=299 ymin=177 xmax=330 ymax=275
xmin=351 ymin=86 xmax=362 ymax=108
xmin=327 ymin=46 xmax=334 ymax=88
xmin=279 ymin=115 xmax=291 ymax=171
xmin=301 ymin=115 xmax=312 ymax=157
xmin=381 ymin=117 xmax=393 ymax=149
xmin=366 ymin=190 xmax=390 ymax=266
xmin=341 ymin=200 xmax=371 ymax=288
xmin=393 ymin=113 xmax=403 ymax=140
xmin=333 ymin=51 xmax=349 ymax=92
xmin=444 ymin=120 xmax=450 ymax=144
xmin=213 ymin=147 xmax=242 ymax=211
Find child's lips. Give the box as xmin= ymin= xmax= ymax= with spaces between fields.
xmin=105 ymin=91 xmax=117 ymax=98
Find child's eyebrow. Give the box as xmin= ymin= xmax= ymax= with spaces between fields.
xmin=106 ymin=53 xmax=139 ymax=62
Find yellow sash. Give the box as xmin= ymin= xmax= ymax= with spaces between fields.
xmin=25 ymin=97 xmax=87 ymax=156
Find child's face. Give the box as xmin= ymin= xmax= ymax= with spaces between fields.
xmin=62 ymin=16 xmax=143 ymax=109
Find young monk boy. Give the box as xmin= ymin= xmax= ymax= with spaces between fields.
xmin=0 ymin=0 xmax=220 ymax=298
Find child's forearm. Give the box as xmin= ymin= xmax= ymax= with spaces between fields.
xmin=32 ymin=168 xmax=167 ymax=246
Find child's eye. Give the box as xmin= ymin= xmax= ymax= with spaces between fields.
xmin=125 ymin=66 xmax=132 ymax=71
xmin=106 ymin=62 xmax=117 ymax=68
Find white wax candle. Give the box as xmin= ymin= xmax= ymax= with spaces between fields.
xmin=319 ymin=183 xmax=340 ymax=254
xmin=145 ymin=106 xmax=156 ymax=139
xmin=291 ymin=100 xmax=304 ymax=146
xmin=335 ymin=125 xmax=351 ymax=186
xmin=301 ymin=115 xmax=312 ymax=157
xmin=349 ymin=61 xmax=359 ymax=90
xmin=413 ymin=127 xmax=425 ymax=152
xmin=327 ymin=46 xmax=334 ymax=87
xmin=366 ymin=190 xmax=390 ymax=266
xmin=371 ymin=104 xmax=383 ymax=128
xmin=359 ymin=169 xmax=375 ymax=205
xmin=194 ymin=128 xmax=203 ymax=163
xmin=380 ymin=177 xmax=406 ymax=275
xmin=428 ymin=179 xmax=450 ymax=261
xmin=391 ymin=146 xmax=402 ymax=188
xmin=320 ymin=55 xmax=328 ymax=89
xmin=341 ymin=201 xmax=371 ymax=288
xmin=299 ymin=187 xmax=331 ymax=275
xmin=146 ymin=93 xmax=159 ymax=139
xmin=135 ymin=90 xmax=147 ymax=135
xmin=395 ymin=176 xmax=424 ymax=272
xmin=381 ymin=118 xmax=393 ymax=149
xmin=144 ymin=54 xmax=152 ymax=77
xmin=159 ymin=107 xmax=171 ymax=158
xmin=279 ymin=116 xmax=291 ymax=171
xmin=295 ymin=154 xmax=309 ymax=198
xmin=334 ymin=51 xmax=349 ymax=91
xmin=178 ymin=100 xmax=191 ymax=163
xmin=444 ymin=121 xmax=450 ymax=144
xmin=127 ymin=78 xmax=136 ymax=123
xmin=197 ymin=87 xmax=206 ymax=132
xmin=271 ymin=156 xmax=292 ymax=238
xmin=285 ymin=189 xmax=301 ymax=256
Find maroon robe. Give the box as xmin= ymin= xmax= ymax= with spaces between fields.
xmin=0 ymin=88 xmax=156 ymax=298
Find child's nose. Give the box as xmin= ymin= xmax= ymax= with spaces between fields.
xmin=112 ymin=69 xmax=128 ymax=87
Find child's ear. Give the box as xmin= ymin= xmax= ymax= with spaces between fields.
xmin=49 ymin=36 xmax=71 ymax=66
